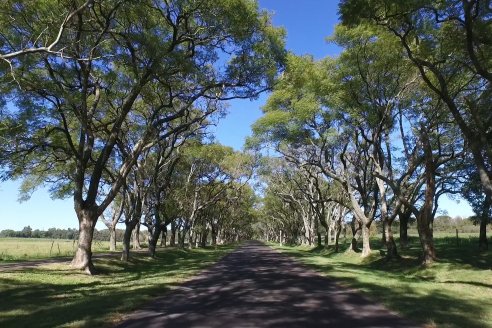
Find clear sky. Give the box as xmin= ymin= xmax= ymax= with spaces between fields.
xmin=0 ymin=0 xmax=474 ymax=231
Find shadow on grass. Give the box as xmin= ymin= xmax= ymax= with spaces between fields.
xmin=278 ymin=239 xmax=491 ymax=328
xmin=0 ymin=245 xmax=234 ymax=328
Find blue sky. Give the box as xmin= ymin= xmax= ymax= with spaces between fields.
xmin=0 ymin=0 xmax=473 ymax=231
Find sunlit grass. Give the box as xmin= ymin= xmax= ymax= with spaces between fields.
xmin=0 ymin=245 xmax=234 ymax=327
xmin=273 ymin=236 xmax=492 ymax=328
xmin=0 ymin=238 xmax=122 ymax=261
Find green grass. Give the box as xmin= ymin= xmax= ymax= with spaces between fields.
xmin=273 ymin=237 xmax=492 ymax=328
xmin=0 ymin=238 xmax=122 ymax=261
xmin=272 ymin=236 xmax=492 ymax=328
xmin=0 ymin=245 xmax=234 ymax=327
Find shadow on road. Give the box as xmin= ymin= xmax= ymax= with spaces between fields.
xmin=117 ymin=241 xmax=417 ymax=328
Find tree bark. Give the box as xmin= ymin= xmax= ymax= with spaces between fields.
xmin=178 ymin=229 xmax=185 ymax=248
xmin=347 ymin=217 xmax=361 ymax=252
xmin=160 ymin=227 xmax=167 ymax=247
xmin=109 ymin=224 xmax=117 ymax=252
xmin=132 ymin=222 xmax=142 ymax=250
xmin=399 ymin=208 xmax=411 ymax=249
xmin=71 ymin=209 xmax=98 ymax=274
xmin=417 ymin=127 xmax=437 ymax=265
xmin=170 ymin=222 xmax=177 ymax=247
xmin=334 ymin=221 xmax=342 ymax=253
xmin=121 ymin=219 xmax=138 ymax=261
xmin=479 ymin=192 xmax=490 ymax=251
xmin=148 ymin=225 xmax=162 ymax=258
xmin=479 ymin=219 xmax=488 ymax=251
xmin=200 ymin=230 xmax=208 ymax=248
xmin=211 ymin=225 xmax=217 ymax=246
xmin=361 ymin=223 xmax=371 ymax=257
xmin=417 ymin=215 xmax=436 ymax=264
xmin=384 ymin=219 xmax=399 ymax=259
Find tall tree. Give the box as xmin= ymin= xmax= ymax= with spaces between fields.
xmin=0 ymin=0 xmax=285 ymax=273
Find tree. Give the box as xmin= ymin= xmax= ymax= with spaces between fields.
xmin=0 ymin=0 xmax=285 ymax=274
xmin=339 ymin=0 xmax=492 ymax=229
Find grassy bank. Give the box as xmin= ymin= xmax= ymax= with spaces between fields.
xmin=273 ymin=237 xmax=491 ymax=328
xmin=0 ymin=245 xmax=234 ymax=327
xmin=0 ymin=238 xmax=122 ymax=261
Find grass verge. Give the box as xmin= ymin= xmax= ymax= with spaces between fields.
xmin=0 ymin=245 xmax=235 ymax=327
xmin=272 ymin=237 xmax=491 ymax=328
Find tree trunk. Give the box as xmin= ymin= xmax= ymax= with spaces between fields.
xmin=381 ymin=220 xmax=387 ymax=246
xmin=385 ymin=219 xmax=399 ymax=259
xmin=160 ymin=227 xmax=167 ymax=247
xmin=132 ymin=222 xmax=141 ymax=250
xmin=334 ymin=221 xmax=342 ymax=253
xmin=479 ymin=193 xmax=490 ymax=251
xmin=317 ymin=232 xmax=322 ymax=247
xmin=399 ymin=209 xmax=410 ymax=249
xmin=121 ymin=223 xmax=133 ymax=261
xmin=361 ymin=223 xmax=371 ymax=257
xmin=121 ymin=217 xmax=140 ymax=261
xmin=71 ymin=209 xmax=97 ymax=274
xmin=211 ymin=225 xmax=217 ymax=246
xmin=417 ymin=126 xmax=437 ymax=265
xmin=109 ymin=225 xmax=116 ymax=252
xmin=479 ymin=218 xmax=488 ymax=251
xmin=200 ymin=230 xmax=208 ymax=248
xmin=148 ymin=225 xmax=162 ymax=258
xmin=178 ymin=229 xmax=185 ymax=248
xmin=417 ymin=215 xmax=436 ymax=264
xmin=347 ymin=217 xmax=361 ymax=252
xmin=170 ymin=222 xmax=176 ymax=247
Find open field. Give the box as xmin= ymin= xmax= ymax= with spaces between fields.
xmin=273 ymin=236 xmax=492 ymax=328
xmin=0 ymin=238 xmax=123 ymax=261
xmin=0 ymin=245 xmax=234 ymax=327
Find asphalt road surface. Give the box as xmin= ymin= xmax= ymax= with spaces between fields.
xmin=117 ymin=241 xmax=417 ymax=328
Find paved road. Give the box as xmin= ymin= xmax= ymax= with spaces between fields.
xmin=117 ymin=241 xmax=417 ymax=328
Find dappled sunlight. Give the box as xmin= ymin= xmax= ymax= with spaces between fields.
xmin=0 ymin=247 xmax=233 ymax=327
xmin=118 ymin=242 xmax=416 ymax=328
xmin=274 ymin=241 xmax=492 ymax=328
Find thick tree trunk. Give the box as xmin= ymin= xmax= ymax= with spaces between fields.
xmin=479 ymin=219 xmax=488 ymax=251
xmin=109 ymin=226 xmax=116 ymax=252
xmin=71 ymin=209 xmax=98 ymax=274
xmin=361 ymin=223 xmax=371 ymax=257
xmin=211 ymin=225 xmax=217 ymax=246
xmin=200 ymin=230 xmax=208 ymax=248
xmin=148 ymin=225 xmax=162 ymax=258
xmin=170 ymin=222 xmax=177 ymax=247
xmin=399 ymin=209 xmax=410 ymax=249
xmin=385 ymin=220 xmax=399 ymax=259
xmin=317 ymin=232 xmax=322 ymax=247
xmin=121 ymin=224 xmax=132 ymax=261
xmin=347 ymin=218 xmax=361 ymax=252
xmin=334 ymin=222 xmax=342 ymax=253
xmin=132 ymin=222 xmax=141 ymax=250
xmin=178 ymin=229 xmax=185 ymax=248
xmin=121 ymin=218 xmax=139 ymax=261
xmin=417 ymin=216 xmax=436 ymax=264
xmin=160 ymin=227 xmax=167 ymax=247
xmin=381 ymin=220 xmax=386 ymax=246
xmin=417 ymin=126 xmax=437 ymax=265
xmin=479 ymin=193 xmax=490 ymax=251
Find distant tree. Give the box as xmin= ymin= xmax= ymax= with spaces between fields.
xmin=21 ymin=225 xmax=32 ymax=238
xmin=0 ymin=229 xmax=15 ymax=237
